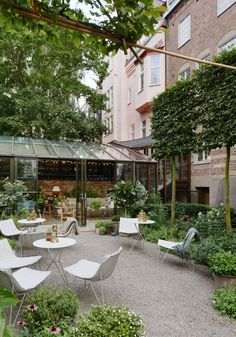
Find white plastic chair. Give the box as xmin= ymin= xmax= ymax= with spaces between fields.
xmin=0 ymin=238 xmax=42 ymax=269
xmin=119 ymin=217 xmax=141 ymax=252
xmin=64 ymin=247 xmax=123 ymax=304
xmin=157 ymin=228 xmax=200 ymax=268
xmin=0 ymin=267 xmax=50 ymax=325
xmin=0 ymin=218 xmax=23 ymax=237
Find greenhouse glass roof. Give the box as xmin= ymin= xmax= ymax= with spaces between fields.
xmin=0 ymin=136 xmax=155 ymax=162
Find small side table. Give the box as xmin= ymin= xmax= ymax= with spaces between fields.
xmin=43 ymin=204 xmax=53 ymax=216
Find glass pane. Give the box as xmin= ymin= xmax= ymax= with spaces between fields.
xmin=0 ymin=136 xmax=12 ymax=154
xmin=72 ymin=143 xmax=97 ymax=159
xmin=150 ymin=163 xmax=157 ymax=193
xmin=116 ymin=162 xmax=133 ymax=181
xmin=135 ymin=163 xmax=148 ymax=189
xmin=181 ymin=155 xmax=189 ymax=180
xmin=158 ymin=159 xmax=164 ymax=191
xmin=14 ymin=137 xmax=35 ymax=156
xmin=16 ymin=158 xmax=37 ymax=191
xmin=87 ymin=161 xmax=115 ymax=182
xmin=87 ymin=143 xmax=114 ymax=160
xmin=38 ymin=160 xmax=76 ymax=180
xmin=0 ymin=158 xmax=11 ymax=180
xmin=33 ymin=139 xmax=56 ymax=156
xmin=175 ymin=155 xmax=181 ymax=180
xmin=103 ymin=145 xmax=131 ymax=161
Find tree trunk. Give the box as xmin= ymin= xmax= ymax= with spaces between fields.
xmin=225 ymin=146 xmax=232 ymax=231
xmin=171 ymin=156 xmax=176 ymax=225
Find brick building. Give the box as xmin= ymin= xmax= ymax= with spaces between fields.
xmin=164 ymin=0 xmax=236 ymax=205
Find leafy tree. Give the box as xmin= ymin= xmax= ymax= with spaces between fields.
xmin=0 ymin=24 xmax=107 ymax=141
xmin=194 ymin=48 xmax=236 ymax=231
xmin=0 ymin=1 xmax=165 ymax=55
xmin=152 ymin=80 xmax=198 ymax=224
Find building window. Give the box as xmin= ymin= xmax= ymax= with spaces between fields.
xmin=217 ymin=0 xmax=235 ymax=15
xmin=106 ymin=87 xmax=113 ymax=110
xmin=128 ymin=87 xmax=131 ymax=104
xmin=130 ymin=124 xmax=135 ymax=140
xmin=150 ymin=54 xmax=161 ymax=85
xmin=194 ymin=148 xmax=211 ymax=163
xmin=178 ymin=67 xmax=191 ymax=81
xmin=141 ymin=120 xmax=146 ymax=138
xmin=104 ymin=116 xmax=113 ymax=135
xmin=196 ymin=54 xmax=211 ymax=69
xmin=139 ymin=63 xmax=144 ymax=92
xmin=219 ymin=36 xmax=236 ymax=51
xmin=178 ymin=15 xmax=191 ymax=48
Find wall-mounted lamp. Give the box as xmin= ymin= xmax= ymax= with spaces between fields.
xmin=52 ymin=186 xmax=61 ymax=196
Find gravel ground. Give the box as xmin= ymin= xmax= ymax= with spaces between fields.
xmin=25 ymin=220 xmax=236 ymax=337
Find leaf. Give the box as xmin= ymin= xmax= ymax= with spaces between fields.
xmin=0 ymin=289 xmax=19 ymax=309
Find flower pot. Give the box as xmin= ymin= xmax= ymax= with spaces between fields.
xmin=213 ymin=272 xmax=236 ymax=289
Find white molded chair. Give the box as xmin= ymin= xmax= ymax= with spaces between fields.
xmin=0 ymin=239 xmax=42 ymax=269
xmin=119 ymin=218 xmax=141 ymax=252
xmin=0 ymin=267 xmax=50 ymax=325
xmin=0 ymin=218 xmax=23 ymax=237
xmin=64 ymin=247 xmax=123 ymax=304
xmin=157 ymin=228 xmax=200 ymax=268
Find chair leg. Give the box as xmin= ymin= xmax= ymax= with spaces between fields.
xmin=90 ymin=282 xmax=101 ymax=304
xmin=12 ymin=293 xmax=26 ymax=326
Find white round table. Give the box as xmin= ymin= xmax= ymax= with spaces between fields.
xmin=33 ymin=238 xmax=76 ymax=283
xmin=18 ymin=218 xmax=46 ymax=232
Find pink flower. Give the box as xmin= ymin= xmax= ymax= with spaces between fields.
xmin=16 ymin=320 xmax=25 ymax=327
xmin=26 ymin=304 xmax=38 ymax=312
xmin=50 ymin=327 xmax=61 ymax=334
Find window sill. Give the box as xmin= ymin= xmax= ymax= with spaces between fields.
xmin=149 ymin=83 xmax=160 ymax=87
xmin=193 ymin=160 xmax=211 ymax=165
xmin=178 ymin=38 xmax=190 ymax=49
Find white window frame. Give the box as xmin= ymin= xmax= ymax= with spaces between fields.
xmin=139 ymin=63 xmax=144 ymax=92
xmin=128 ymin=87 xmax=131 ymax=104
xmin=105 ymin=87 xmax=113 ymax=110
xmin=178 ymin=15 xmax=191 ymax=48
xmin=217 ymin=0 xmax=235 ymax=16
xmin=141 ymin=120 xmax=146 ymax=138
xmin=130 ymin=124 xmax=135 ymax=140
xmin=194 ymin=148 xmax=211 ymax=163
xmin=178 ymin=67 xmax=191 ymax=81
xmin=150 ymin=54 xmax=161 ymax=85
xmin=219 ymin=36 xmax=236 ymax=52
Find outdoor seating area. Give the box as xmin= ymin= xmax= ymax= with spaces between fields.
xmin=0 ymin=216 xmax=236 ymax=336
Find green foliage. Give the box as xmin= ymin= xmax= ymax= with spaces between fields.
xmin=98 ymin=225 xmax=107 ymax=235
xmin=90 ymin=199 xmax=101 ymax=211
xmin=212 ymin=285 xmax=236 ymax=319
xmin=0 ymin=288 xmax=19 ymax=337
xmin=193 ymin=207 xmax=226 ymax=238
xmin=0 ymin=178 xmax=28 ymax=216
xmin=148 ymin=192 xmax=168 ymax=226
xmin=70 ymin=305 xmax=145 ymax=337
xmin=86 ymin=189 xmax=99 ymax=198
xmin=37 ymin=187 xmax=45 ymax=207
xmin=0 ymin=23 xmax=107 ymax=141
xmin=209 ymin=251 xmax=236 ymax=276
xmin=192 ymin=232 xmax=236 ymax=265
xmin=165 ymin=202 xmax=210 ymax=219
xmin=108 ymin=180 xmax=147 ymax=217
xmin=23 ymin=286 xmax=79 ymax=335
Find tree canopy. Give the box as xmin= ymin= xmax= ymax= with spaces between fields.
xmin=0 ymin=22 xmax=108 ymax=140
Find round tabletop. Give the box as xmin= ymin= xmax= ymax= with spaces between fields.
xmin=136 ymin=219 xmax=155 ymax=225
xmin=33 ymin=237 xmax=76 ymax=249
xmin=18 ymin=218 xmax=46 ymax=225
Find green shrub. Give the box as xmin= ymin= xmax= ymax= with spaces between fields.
xmin=209 ymin=251 xmax=236 ymax=276
xmin=90 ymin=199 xmax=101 ymax=211
xmin=98 ymin=225 xmax=107 ymax=234
xmin=165 ymin=202 xmax=210 ymax=219
xmin=111 ymin=214 xmax=120 ymax=222
xmin=212 ymin=285 xmax=236 ymax=319
xmin=86 ymin=189 xmax=99 ymax=198
xmin=191 ymin=237 xmax=222 ymax=265
xmin=23 ymin=285 xmax=79 ymax=335
xmin=95 ymin=221 xmax=103 ymax=228
xmin=70 ymin=305 xmax=145 ymax=337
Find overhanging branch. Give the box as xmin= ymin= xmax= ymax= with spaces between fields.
xmin=0 ymin=0 xmax=236 ymax=71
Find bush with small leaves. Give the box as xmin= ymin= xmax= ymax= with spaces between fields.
xmin=70 ymin=305 xmax=145 ymax=337
xmin=212 ymin=285 xmax=236 ymax=319
xmin=22 ymin=286 xmax=79 ymax=335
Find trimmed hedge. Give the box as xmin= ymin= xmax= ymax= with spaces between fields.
xmin=165 ymin=202 xmax=211 ymax=219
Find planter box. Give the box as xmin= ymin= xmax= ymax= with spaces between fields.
xmin=213 ymin=272 xmax=236 ymax=289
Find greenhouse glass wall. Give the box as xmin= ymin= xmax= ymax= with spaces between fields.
xmin=0 ymin=136 xmax=158 ymax=225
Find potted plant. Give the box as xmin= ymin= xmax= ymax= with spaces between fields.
xmin=95 ymin=221 xmax=103 ymax=234
xmin=90 ymin=199 xmax=101 ymax=212
xmin=98 ymin=225 xmax=107 ymax=235
xmin=209 ymin=251 xmax=236 ymax=289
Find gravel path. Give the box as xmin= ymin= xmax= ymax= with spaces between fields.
xmin=28 ymin=225 xmax=236 ymax=337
